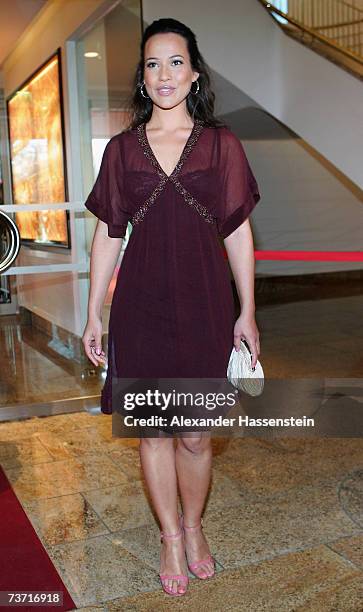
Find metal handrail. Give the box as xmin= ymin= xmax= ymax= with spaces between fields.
xmin=0 ymin=211 xmax=20 ymax=273
xmin=338 ymin=0 xmax=363 ymax=14
xmin=1 ymin=202 xmax=86 ymax=212
xmin=262 ymin=0 xmax=363 ymax=63
xmin=0 ymin=202 xmax=90 ymax=275
xmin=317 ymin=19 xmax=363 ymax=30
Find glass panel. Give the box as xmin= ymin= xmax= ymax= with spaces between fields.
xmin=271 ymin=0 xmax=289 ymax=24
xmin=76 ymin=0 xmax=142 ymax=302
xmin=0 ymin=87 xmax=11 ymax=306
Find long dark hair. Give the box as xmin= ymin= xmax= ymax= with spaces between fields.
xmin=126 ymin=18 xmax=226 ymax=129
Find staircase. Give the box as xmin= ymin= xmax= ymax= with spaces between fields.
xmin=259 ymin=0 xmax=363 ymax=79
xmin=143 ymin=0 xmax=363 ymax=189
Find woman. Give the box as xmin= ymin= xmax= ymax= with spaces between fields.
xmin=82 ymin=18 xmax=261 ymax=597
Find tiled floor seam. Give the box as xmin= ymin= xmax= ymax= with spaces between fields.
xmin=44 ymin=527 xmax=114 ymax=550
xmin=105 ymin=450 xmax=138 ymax=477
xmin=213 ymin=473 xmax=362 ymax=505
xmin=103 ymin=531 xmax=160 ymax=574
xmin=47 ymin=539 xmax=160 ymax=608
xmin=218 ymin=538 xmax=363 ymax=572
xmin=337 ymin=469 xmax=363 ymax=534
xmin=78 ymin=490 xmax=114 ymax=538
xmin=324 ymin=542 xmax=363 ymax=572
xmin=77 ymin=546 xmax=363 ymax=610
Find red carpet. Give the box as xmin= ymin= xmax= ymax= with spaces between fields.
xmin=0 ymin=466 xmax=76 ymax=611
xmin=221 ymin=248 xmax=363 ymax=261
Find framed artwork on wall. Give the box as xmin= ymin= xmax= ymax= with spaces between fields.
xmin=6 ymin=48 xmax=70 ymax=248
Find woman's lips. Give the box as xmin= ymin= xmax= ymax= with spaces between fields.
xmin=157 ymin=87 xmax=175 ymax=96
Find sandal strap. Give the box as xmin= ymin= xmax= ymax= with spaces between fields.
xmin=160 ymin=527 xmax=183 ymax=540
xmin=188 ymin=555 xmax=214 ymax=570
xmin=160 ymin=574 xmax=189 ymax=583
xmin=183 ymin=518 xmax=203 ymax=531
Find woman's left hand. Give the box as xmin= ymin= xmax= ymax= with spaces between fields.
xmin=233 ymin=311 xmax=260 ymax=369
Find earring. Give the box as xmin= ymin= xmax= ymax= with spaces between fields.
xmin=140 ymin=81 xmax=150 ymax=99
xmin=190 ymin=80 xmax=200 ymax=95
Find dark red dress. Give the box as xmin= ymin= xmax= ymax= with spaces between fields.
xmin=84 ymin=120 xmax=261 ymax=415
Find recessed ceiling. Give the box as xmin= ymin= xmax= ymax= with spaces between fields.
xmin=0 ymin=0 xmax=49 ymax=68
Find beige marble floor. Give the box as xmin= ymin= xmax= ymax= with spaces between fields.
xmin=0 ymin=291 xmax=362 ymax=609
xmin=0 ymin=315 xmax=104 ymax=406
xmin=1 ymin=411 xmax=362 ymax=610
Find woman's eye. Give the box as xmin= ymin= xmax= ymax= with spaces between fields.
xmin=146 ymin=59 xmax=183 ymax=68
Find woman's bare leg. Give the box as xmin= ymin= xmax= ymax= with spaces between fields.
xmin=175 ymin=433 xmax=215 ymax=578
xmin=139 ymin=436 xmax=188 ymax=594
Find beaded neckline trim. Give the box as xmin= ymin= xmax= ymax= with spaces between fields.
xmin=132 ymin=119 xmax=215 ymax=228
xmin=137 ymin=119 xmax=204 ymax=180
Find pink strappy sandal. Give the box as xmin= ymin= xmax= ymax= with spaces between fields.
xmin=182 ymin=517 xmax=215 ymax=579
xmin=159 ymin=527 xmax=189 ymax=596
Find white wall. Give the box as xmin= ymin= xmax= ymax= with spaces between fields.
xmin=143 ymin=0 xmax=363 ymax=188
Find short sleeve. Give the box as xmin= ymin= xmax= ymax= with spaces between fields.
xmin=216 ymin=128 xmax=261 ymax=239
xmin=84 ymin=135 xmax=130 ymax=238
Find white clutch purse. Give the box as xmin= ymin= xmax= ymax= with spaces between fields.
xmin=227 ymin=339 xmax=264 ymax=396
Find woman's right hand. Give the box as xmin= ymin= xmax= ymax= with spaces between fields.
xmin=82 ymin=316 xmax=107 ymax=367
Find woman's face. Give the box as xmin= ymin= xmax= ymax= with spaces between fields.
xmin=143 ymin=32 xmax=199 ymax=111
